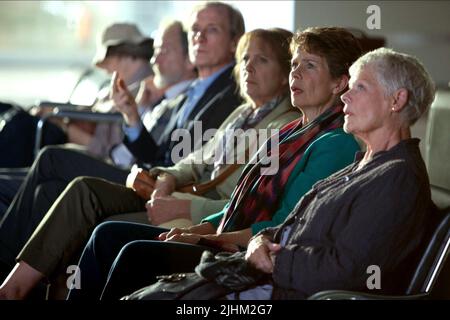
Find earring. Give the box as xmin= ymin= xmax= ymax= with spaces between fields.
xmin=391 ymin=107 xmax=396 ymax=112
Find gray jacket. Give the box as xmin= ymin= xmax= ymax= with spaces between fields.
xmin=260 ymin=139 xmax=436 ymax=299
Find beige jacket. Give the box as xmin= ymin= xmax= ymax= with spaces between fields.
xmin=150 ymin=96 xmax=301 ymax=224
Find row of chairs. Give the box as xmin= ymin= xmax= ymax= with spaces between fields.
xmin=33 ymin=67 xmax=120 ymax=158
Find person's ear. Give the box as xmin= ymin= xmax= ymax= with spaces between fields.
xmin=332 ymin=75 xmax=349 ymax=95
xmin=390 ymin=88 xmax=408 ymax=113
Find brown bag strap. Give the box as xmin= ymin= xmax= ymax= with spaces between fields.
xmin=178 ymin=162 xmax=242 ymax=196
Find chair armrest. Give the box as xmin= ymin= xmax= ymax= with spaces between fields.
xmin=307 ymin=290 xmax=429 ymax=300
xmin=34 ymin=110 xmax=123 ymax=158
xmin=37 ymin=101 xmax=91 ymax=110
xmin=51 ymin=109 xmax=123 ymax=123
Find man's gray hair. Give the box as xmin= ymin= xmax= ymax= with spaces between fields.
xmin=191 ymin=1 xmax=245 ymax=40
xmin=350 ymin=47 xmax=436 ymax=125
xmin=157 ymin=20 xmax=189 ymax=56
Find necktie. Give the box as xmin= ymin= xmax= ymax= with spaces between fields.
xmin=176 ymin=83 xmax=198 ymax=128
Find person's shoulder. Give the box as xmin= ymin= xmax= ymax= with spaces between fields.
xmin=373 ymin=140 xmax=426 ymax=183
xmin=319 ymin=127 xmax=352 ymax=140
xmin=233 ymin=103 xmax=251 ymax=113
xmin=312 ymin=128 xmax=360 ymax=152
xmin=268 ymin=107 xmax=301 ymax=128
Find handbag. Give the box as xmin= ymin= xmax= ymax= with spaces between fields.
xmin=121 ymin=251 xmax=269 ymax=300
xmin=195 ymin=251 xmax=269 ymax=291
xmin=121 ymin=272 xmax=231 ymax=300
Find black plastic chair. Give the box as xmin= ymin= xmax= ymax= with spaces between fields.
xmin=32 ymin=67 xmax=121 ymax=158
xmin=308 ymin=210 xmax=450 ymax=300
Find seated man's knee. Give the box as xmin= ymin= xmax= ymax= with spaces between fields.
xmin=35 ymin=145 xmax=68 ymax=171
xmin=36 ymin=145 xmax=63 ymax=161
xmin=67 ymin=176 xmax=97 ymax=192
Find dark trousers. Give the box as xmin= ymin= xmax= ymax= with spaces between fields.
xmin=0 ymin=103 xmax=67 ymax=168
xmin=0 ymin=168 xmax=27 ymax=220
xmin=103 ymin=240 xmax=210 ymax=300
xmin=67 ymin=221 xmax=211 ymax=300
xmin=16 ymin=177 xmax=147 ymax=284
xmin=0 ymin=146 xmax=129 ymax=270
xmin=67 ymin=222 xmax=169 ymax=300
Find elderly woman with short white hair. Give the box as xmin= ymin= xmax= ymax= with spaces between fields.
xmin=242 ymin=47 xmax=437 ymax=299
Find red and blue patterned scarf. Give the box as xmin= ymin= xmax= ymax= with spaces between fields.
xmin=217 ymin=103 xmax=345 ymax=233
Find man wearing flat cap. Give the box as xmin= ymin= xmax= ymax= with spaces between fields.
xmin=76 ymin=23 xmax=155 ymax=159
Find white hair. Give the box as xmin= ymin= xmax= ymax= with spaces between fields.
xmin=349 ymin=48 xmax=436 ymax=125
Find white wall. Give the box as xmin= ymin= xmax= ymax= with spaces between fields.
xmin=0 ymin=0 xmax=296 ymax=107
xmin=294 ymin=0 xmax=450 ymax=88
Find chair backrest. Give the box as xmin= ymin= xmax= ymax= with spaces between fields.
xmin=425 ymin=90 xmax=450 ymax=210
xmin=406 ymin=211 xmax=450 ymax=295
xmin=68 ymin=67 xmax=110 ymax=107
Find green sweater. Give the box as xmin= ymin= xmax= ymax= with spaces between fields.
xmin=202 ymin=128 xmax=361 ymax=235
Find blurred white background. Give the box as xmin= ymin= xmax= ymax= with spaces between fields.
xmin=0 ymin=1 xmax=449 ymax=108
xmin=0 ymin=0 xmax=294 ymax=107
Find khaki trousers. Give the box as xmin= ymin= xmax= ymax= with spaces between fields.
xmin=17 ymin=177 xmax=147 ymax=278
